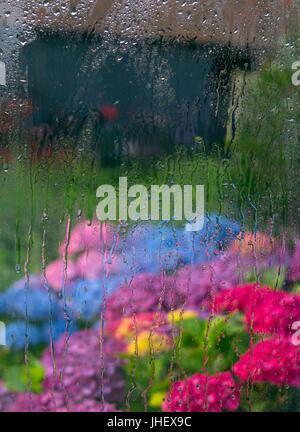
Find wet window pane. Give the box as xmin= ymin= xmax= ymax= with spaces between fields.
xmin=0 ymin=0 xmax=299 ymax=413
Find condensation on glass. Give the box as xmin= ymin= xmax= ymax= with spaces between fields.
xmin=0 ymin=0 xmax=299 ymax=413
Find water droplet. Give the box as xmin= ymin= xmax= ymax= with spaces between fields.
xmin=70 ymin=6 xmax=77 ymax=16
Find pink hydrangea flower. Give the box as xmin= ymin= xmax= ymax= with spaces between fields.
xmin=233 ymin=337 xmax=300 ymax=388
xmin=45 ymin=258 xmax=79 ymax=292
xmin=162 ymin=372 xmax=240 ymax=412
xmin=77 ymin=250 xmax=123 ymax=280
xmin=59 ymin=220 xmax=116 ymax=257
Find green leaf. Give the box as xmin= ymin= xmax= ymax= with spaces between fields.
xmin=21 ymin=358 xmax=44 ymax=393
xmin=3 ymin=366 xmax=26 ymax=392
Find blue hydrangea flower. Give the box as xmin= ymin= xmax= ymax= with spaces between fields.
xmin=0 ymin=276 xmax=61 ymax=322
xmin=5 ymin=319 xmax=78 ymax=349
xmin=41 ymin=319 xmax=78 ymax=344
xmin=126 ymin=215 xmax=240 ymax=272
xmin=5 ymin=320 xmax=44 ymax=349
xmin=67 ymin=275 xmax=123 ymax=321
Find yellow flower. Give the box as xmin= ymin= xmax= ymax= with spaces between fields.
xmin=110 ymin=312 xmax=163 ymax=340
xmin=167 ymin=309 xmax=198 ymax=324
xmin=149 ymin=392 xmax=166 ymax=408
xmin=127 ymin=331 xmax=170 ymax=356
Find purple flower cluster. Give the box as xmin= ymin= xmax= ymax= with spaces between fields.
xmin=104 ymin=252 xmax=241 ymax=323
xmin=0 ymin=382 xmax=16 ymax=412
xmin=9 ymin=329 xmax=126 ymax=412
xmin=288 ymin=240 xmax=300 ymax=283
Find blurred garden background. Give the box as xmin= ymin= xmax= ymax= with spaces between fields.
xmin=0 ymin=0 xmax=299 ymax=412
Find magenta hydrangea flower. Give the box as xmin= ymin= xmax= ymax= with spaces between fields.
xmin=162 ymin=372 xmax=240 ymax=412
xmin=244 ymin=291 xmax=300 ymax=336
xmin=214 ymin=283 xmax=264 ymax=313
xmin=214 ymin=284 xmax=300 ymax=335
xmin=233 ymin=337 xmax=300 ymax=388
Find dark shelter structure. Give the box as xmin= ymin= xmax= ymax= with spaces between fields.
xmin=2 ymin=0 xmax=296 ymax=165
xmin=22 ymin=33 xmax=250 ymax=164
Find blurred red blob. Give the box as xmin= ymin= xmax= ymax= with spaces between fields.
xmin=99 ymin=105 xmax=119 ymax=121
xmin=0 ymin=97 xmax=33 ymax=135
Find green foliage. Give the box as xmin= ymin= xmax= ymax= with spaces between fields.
xmin=240 ymin=382 xmax=300 ymax=412
xmin=2 ymin=354 xmax=44 ymax=393
xmin=245 ymin=266 xmax=286 ymax=290
xmin=120 ymin=313 xmax=252 ymax=412
xmin=228 ymin=43 xmax=299 ymax=228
